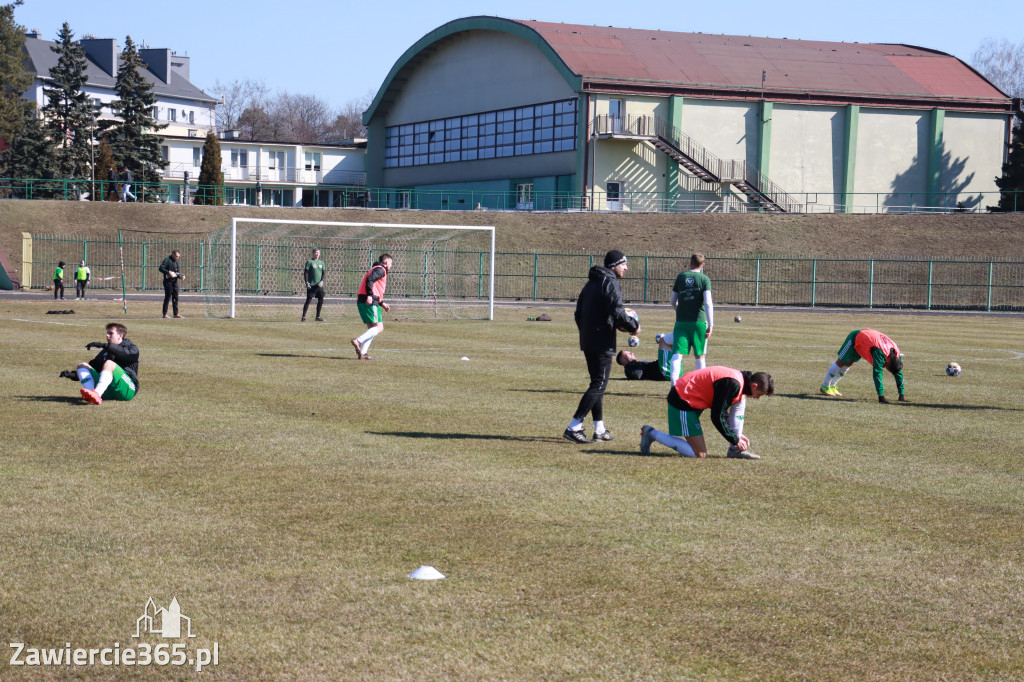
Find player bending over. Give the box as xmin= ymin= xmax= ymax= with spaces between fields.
xmin=59 ymin=322 xmax=140 ymax=405
xmin=616 ymin=332 xmax=674 ymax=381
xmin=820 ymin=328 xmax=905 ymax=403
xmin=351 ymin=253 xmax=393 ymax=360
xmin=640 ymin=366 xmax=773 ymax=459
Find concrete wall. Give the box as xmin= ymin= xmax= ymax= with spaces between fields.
xmin=681 ymin=99 xmax=759 ymax=167
xmin=854 ymin=109 xmax=928 ymax=208
xmin=942 ymin=112 xmax=1005 ymax=208
xmin=769 ymin=105 xmax=845 ymax=208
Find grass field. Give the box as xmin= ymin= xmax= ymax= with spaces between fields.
xmin=1 ymin=298 xmax=1023 ymax=680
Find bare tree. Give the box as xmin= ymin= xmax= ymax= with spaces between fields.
xmin=211 ymin=78 xmax=271 ymax=132
xmin=328 ymin=90 xmax=373 ymax=142
xmin=270 ymin=92 xmax=333 ymax=143
xmin=971 ymin=38 xmax=1024 ymax=100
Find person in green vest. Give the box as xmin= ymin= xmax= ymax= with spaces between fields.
xmin=53 ymin=261 xmax=65 ymax=300
xmin=301 ymin=248 xmax=326 ymax=322
xmin=74 ymin=260 xmax=91 ymax=300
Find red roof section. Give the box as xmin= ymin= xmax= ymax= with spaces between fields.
xmin=515 ymin=20 xmax=1008 ymax=104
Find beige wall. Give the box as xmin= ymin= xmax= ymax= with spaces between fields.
xmin=769 ymin=105 xmax=845 ymax=204
xmin=854 ymin=109 xmax=928 ymax=199
xmin=942 ymin=113 xmax=1005 ymax=203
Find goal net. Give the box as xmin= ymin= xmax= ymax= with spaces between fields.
xmin=202 ymin=218 xmax=495 ymax=321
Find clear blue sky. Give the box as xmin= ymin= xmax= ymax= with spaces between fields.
xmin=13 ymin=0 xmax=1021 ymax=112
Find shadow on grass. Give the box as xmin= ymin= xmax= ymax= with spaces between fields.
xmin=18 ymin=395 xmax=85 ymax=404
xmin=368 ymin=431 xmax=565 ymax=443
xmin=507 ymin=388 xmax=653 ymax=398
xmin=778 ymin=392 xmax=1019 ymax=411
xmin=256 ymin=352 xmax=348 ymax=361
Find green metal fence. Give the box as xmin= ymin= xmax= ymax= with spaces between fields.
xmin=25 ymin=234 xmax=1024 ymax=311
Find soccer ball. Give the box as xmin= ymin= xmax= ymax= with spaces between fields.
xmin=617 ymin=308 xmax=639 ymax=332
xmin=945 ymin=362 xmax=962 ymax=376
xmin=628 ymin=335 xmax=640 ymax=347
xmin=734 ymin=315 xmax=742 ymax=323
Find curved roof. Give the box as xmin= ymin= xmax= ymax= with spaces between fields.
xmin=366 ymin=17 xmax=1012 ymax=124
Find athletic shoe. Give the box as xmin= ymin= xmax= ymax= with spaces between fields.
xmin=315 ymin=317 xmax=325 ymax=322
xmin=81 ymin=388 xmax=102 ymax=405
xmin=360 ymin=354 xmax=373 ymax=361
xmin=819 ymin=385 xmax=832 ymax=396
xmin=163 ymin=314 xmax=170 ymax=319
xmin=593 ymin=430 xmax=614 ymax=442
xmin=640 ymin=425 xmax=654 ymax=455
xmin=350 ymin=338 xmax=362 ymax=359
xmin=174 ymin=314 xmax=184 ymax=319
xmin=563 ymin=427 xmax=592 ymax=444
xmin=727 ymin=445 xmax=761 ymax=460
xmin=829 ymin=386 xmax=842 ymax=397
xmin=58 ymin=370 xmax=78 ymax=380
xmin=301 ymin=317 xmax=306 ymax=322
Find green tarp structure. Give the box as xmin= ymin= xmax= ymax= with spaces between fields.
xmin=0 ymin=245 xmax=17 ymax=289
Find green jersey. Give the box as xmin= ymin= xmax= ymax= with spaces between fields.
xmin=672 ymin=269 xmax=711 ymax=323
xmin=304 ymin=259 xmax=325 ymax=286
xmin=54 ymin=266 xmax=63 ymax=280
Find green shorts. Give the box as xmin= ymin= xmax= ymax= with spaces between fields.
xmin=87 ymin=365 xmax=137 ymax=401
xmin=672 ymin=321 xmax=708 ymax=356
xmin=837 ymin=330 xmax=862 ymax=365
xmin=357 ymin=301 xmax=383 ymax=324
xmin=668 ymin=404 xmax=703 ymax=437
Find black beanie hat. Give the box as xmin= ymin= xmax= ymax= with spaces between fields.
xmin=604 ymin=250 xmax=627 ymax=268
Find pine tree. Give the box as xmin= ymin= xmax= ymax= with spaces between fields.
xmin=992 ymin=114 xmax=1024 ymax=212
xmin=42 ymin=22 xmax=98 ymax=182
xmin=102 ymin=35 xmax=166 ymax=200
xmin=94 ymin=138 xmax=118 ymax=201
xmin=0 ymin=1 xmax=33 ymax=146
xmin=1 ymin=108 xmax=58 ymax=196
xmin=195 ymin=130 xmax=223 ymax=205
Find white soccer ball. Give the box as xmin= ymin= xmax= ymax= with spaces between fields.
xmin=945 ymin=362 xmax=962 ymax=376
xmin=617 ymin=308 xmax=639 ymax=332
xmin=734 ymin=315 xmax=742 ymax=323
xmin=628 ymin=335 xmax=640 ymax=348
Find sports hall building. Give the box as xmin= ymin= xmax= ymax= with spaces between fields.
xmin=363 ymin=17 xmax=1018 ymax=213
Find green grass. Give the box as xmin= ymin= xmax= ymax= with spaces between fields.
xmin=1 ymin=299 xmax=1023 ymax=679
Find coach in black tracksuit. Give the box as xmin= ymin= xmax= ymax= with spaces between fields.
xmin=159 ymin=250 xmax=182 ymax=318
xmin=564 ymin=249 xmax=639 ymax=444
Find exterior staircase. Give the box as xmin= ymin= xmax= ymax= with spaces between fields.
xmin=593 ymin=114 xmax=800 ymax=213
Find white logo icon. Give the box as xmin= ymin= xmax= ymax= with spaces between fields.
xmin=134 ymin=598 xmax=196 ymax=639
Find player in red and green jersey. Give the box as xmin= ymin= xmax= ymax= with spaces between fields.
xmin=669 ymin=253 xmax=713 ymax=383
xmin=640 ymin=366 xmax=774 ymax=459
xmin=820 ymin=328 xmax=906 ymax=403
xmin=350 ymin=253 xmax=393 ymax=360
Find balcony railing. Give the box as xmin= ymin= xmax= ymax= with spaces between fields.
xmin=161 ymin=164 xmax=366 ymax=186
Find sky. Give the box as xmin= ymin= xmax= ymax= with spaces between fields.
xmin=12 ymin=0 xmax=1022 ymax=113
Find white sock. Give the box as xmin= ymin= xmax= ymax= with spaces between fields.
xmin=94 ymin=369 xmax=113 ymax=396
xmin=594 ymin=420 xmax=605 ymax=435
xmin=829 ymin=364 xmax=850 ymax=387
xmin=823 ymin=362 xmax=840 ymax=387
xmin=356 ymin=329 xmax=375 ymax=345
xmin=728 ymin=399 xmax=746 ymax=440
xmin=670 ymin=354 xmax=683 ymax=383
xmin=695 ymin=356 xmax=707 ymax=370
xmin=568 ymin=418 xmax=584 ymax=431
xmin=650 ymin=428 xmax=697 ymax=457
xmin=361 ymin=338 xmax=373 ymax=354
xmin=77 ymin=367 xmax=95 ymax=390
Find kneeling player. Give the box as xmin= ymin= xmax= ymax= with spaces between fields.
xmin=640 ymin=366 xmax=773 ymax=459
xmin=59 ymin=322 xmax=140 ymax=405
xmin=616 ymin=332 xmax=673 ymax=381
xmin=820 ymin=328 xmax=905 ymax=403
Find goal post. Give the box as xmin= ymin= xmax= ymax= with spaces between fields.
xmin=206 ymin=218 xmax=495 ymax=321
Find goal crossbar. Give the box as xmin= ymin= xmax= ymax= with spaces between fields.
xmin=228 ymin=217 xmax=496 ymax=319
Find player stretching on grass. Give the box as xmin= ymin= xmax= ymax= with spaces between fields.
xmin=820 ymin=328 xmax=906 ymax=403
xmin=351 ymin=253 xmax=392 ymax=360
xmin=58 ymin=322 xmax=139 ymax=405
xmin=669 ymin=253 xmax=713 ymax=383
xmin=616 ymin=332 xmax=673 ymax=381
xmin=640 ymin=366 xmax=773 ymax=459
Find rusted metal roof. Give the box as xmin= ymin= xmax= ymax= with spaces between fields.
xmin=515 ymin=20 xmax=1010 ymax=109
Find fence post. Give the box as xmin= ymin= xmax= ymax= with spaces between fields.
xmin=869 ymin=260 xmax=874 ymax=308
xmin=926 ymin=261 xmax=932 ymax=310
xmin=256 ymin=244 xmax=262 ymax=293
xmin=479 ymin=251 xmax=484 ymax=299
xmin=142 ymin=243 xmax=147 ymax=290
xmin=987 ymin=261 xmax=993 ymax=312
xmin=643 ymin=255 xmax=649 ymax=302
xmin=533 ymin=253 xmax=538 ymax=300
xmin=811 ymin=259 xmax=817 ymax=307
xmin=754 ymin=259 xmax=760 ymax=306
xmin=423 ymin=249 xmax=429 ymax=298
xmin=200 ymin=241 xmax=205 ymax=292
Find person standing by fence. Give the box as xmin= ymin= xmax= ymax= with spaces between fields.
xmin=74 ymin=260 xmax=90 ymax=300
xmin=159 ymin=250 xmax=184 ymax=318
xmin=669 ymin=253 xmax=714 ymax=383
xmin=301 ymin=248 xmax=326 ymax=322
xmin=53 ymin=261 xmax=65 ymax=300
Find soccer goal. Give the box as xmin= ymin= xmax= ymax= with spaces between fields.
xmin=201 ymin=218 xmax=496 ymax=321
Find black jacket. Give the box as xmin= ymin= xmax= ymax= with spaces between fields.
xmin=89 ymin=338 xmax=140 ymax=389
xmin=159 ymin=256 xmax=180 ymax=282
xmin=574 ymin=265 xmax=638 ymax=352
